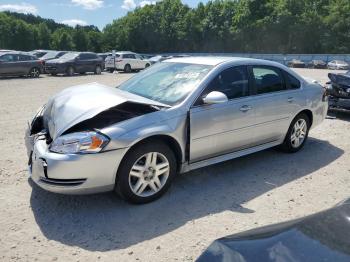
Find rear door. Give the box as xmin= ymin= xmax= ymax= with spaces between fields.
xmin=18 ymin=54 xmax=35 ymax=74
xmin=190 ymin=66 xmax=257 ymax=162
xmin=248 ymin=65 xmax=301 ymax=144
xmin=135 ymin=54 xmax=146 ymax=69
xmin=86 ymin=53 xmax=98 ymax=71
xmin=124 ymin=54 xmax=137 ymax=69
xmin=75 ymin=54 xmax=88 ymax=72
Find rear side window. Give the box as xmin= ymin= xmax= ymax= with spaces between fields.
xmin=252 ymin=66 xmax=285 ymax=94
xmin=79 ymin=53 xmax=96 ymax=60
xmin=86 ymin=53 xmax=97 ymax=59
xmin=286 ymin=73 xmax=301 ymax=89
xmin=202 ymin=66 xmax=250 ymax=100
xmin=18 ymin=55 xmax=32 ymax=61
xmin=123 ymin=54 xmax=136 ymax=59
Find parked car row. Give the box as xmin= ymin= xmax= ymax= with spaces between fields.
xmin=287 ymin=59 xmax=349 ymax=69
xmin=0 ymin=50 xmax=106 ymax=78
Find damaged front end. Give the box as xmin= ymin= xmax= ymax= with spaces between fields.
xmin=28 ymin=101 xmax=160 ymax=156
xmin=25 ymin=83 xmax=167 ymax=193
xmin=327 ymin=72 xmax=350 ymax=110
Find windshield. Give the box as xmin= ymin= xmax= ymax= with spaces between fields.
xmin=119 ymin=62 xmax=213 ymax=106
xmin=41 ymin=52 xmax=59 ymax=60
xmin=59 ymin=52 xmax=78 ymax=60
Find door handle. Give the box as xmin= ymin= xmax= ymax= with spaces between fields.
xmin=287 ymin=97 xmax=294 ymax=103
xmin=240 ymin=105 xmax=252 ymax=112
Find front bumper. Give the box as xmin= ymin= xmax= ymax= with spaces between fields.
xmin=45 ymin=64 xmax=66 ymax=74
xmin=25 ymin=127 xmax=128 ymax=194
xmin=329 ymin=96 xmax=350 ymax=110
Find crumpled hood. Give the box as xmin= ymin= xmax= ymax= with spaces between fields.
xmin=43 ymin=82 xmax=169 ymax=140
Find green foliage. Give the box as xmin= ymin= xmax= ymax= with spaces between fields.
xmin=0 ymin=12 xmax=103 ymax=52
xmin=1 ymin=0 xmax=350 ymax=53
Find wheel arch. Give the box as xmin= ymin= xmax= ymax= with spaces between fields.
xmin=296 ymin=109 xmax=313 ymax=127
xmin=115 ymin=134 xmax=183 ymax=179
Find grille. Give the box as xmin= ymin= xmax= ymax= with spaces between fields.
xmin=39 ymin=177 xmax=86 ymax=186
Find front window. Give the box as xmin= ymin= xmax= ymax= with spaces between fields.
xmin=202 ymin=66 xmax=250 ymax=100
xmin=119 ymin=62 xmax=213 ymax=106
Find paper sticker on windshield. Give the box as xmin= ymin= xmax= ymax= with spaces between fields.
xmin=175 ymin=72 xmax=200 ymax=79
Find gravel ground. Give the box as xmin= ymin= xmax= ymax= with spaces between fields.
xmin=0 ymin=69 xmax=349 ymax=262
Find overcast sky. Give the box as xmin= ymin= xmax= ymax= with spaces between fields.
xmin=0 ymin=0 xmax=209 ymax=29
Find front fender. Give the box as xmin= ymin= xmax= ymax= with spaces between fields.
xmin=104 ymin=114 xmax=187 ymax=162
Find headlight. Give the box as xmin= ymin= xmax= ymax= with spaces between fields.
xmin=49 ymin=131 xmax=109 ymax=154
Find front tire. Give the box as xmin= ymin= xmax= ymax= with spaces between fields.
xmin=115 ymin=141 xmax=177 ymax=204
xmin=281 ymin=113 xmax=310 ymax=153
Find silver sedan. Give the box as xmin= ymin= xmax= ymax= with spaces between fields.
xmin=25 ymin=57 xmax=328 ymax=203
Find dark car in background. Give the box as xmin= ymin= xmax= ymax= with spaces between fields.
xmin=45 ymin=52 xmax=104 ymax=76
xmin=326 ymin=71 xmax=350 ymax=110
xmin=0 ymin=51 xmax=43 ymax=78
xmin=198 ymin=199 xmax=350 ymax=262
xmin=308 ymin=59 xmax=327 ymax=69
xmin=287 ymin=59 xmax=306 ymax=68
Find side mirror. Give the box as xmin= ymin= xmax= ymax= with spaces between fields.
xmin=202 ymin=91 xmax=228 ymax=105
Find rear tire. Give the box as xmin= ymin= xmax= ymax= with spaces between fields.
xmin=115 ymin=141 xmax=177 ymax=204
xmin=66 ymin=66 xmax=75 ymax=76
xmin=124 ymin=64 xmax=132 ymax=73
xmin=145 ymin=63 xmax=150 ymax=68
xmin=29 ymin=67 xmax=40 ymax=78
xmin=108 ymin=68 xmax=114 ymax=73
xmin=95 ymin=65 xmax=102 ymax=75
xmin=280 ymin=113 xmax=310 ymax=153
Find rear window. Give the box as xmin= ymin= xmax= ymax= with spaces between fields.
xmin=252 ymin=66 xmax=285 ymax=94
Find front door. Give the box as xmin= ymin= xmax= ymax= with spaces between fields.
xmin=0 ymin=54 xmax=20 ymax=75
xmin=189 ymin=66 xmax=256 ymax=162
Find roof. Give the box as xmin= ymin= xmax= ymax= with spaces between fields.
xmin=164 ymin=56 xmax=279 ymax=66
xmin=116 ymin=51 xmax=135 ymax=54
xmin=0 ymin=51 xmax=36 ymax=56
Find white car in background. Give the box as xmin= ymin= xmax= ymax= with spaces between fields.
xmin=327 ymin=60 xmax=349 ymax=70
xmin=105 ymin=51 xmax=151 ymax=73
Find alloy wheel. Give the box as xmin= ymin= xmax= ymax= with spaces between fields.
xmin=30 ymin=68 xmax=40 ymax=78
xmin=291 ymin=119 xmax=307 ymax=148
xmin=128 ymin=152 xmax=170 ymax=197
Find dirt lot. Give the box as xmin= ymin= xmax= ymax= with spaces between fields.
xmin=0 ymin=69 xmax=349 ymax=262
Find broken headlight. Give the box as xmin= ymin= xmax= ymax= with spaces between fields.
xmin=49 ymin=131 xmax=109 ymax=154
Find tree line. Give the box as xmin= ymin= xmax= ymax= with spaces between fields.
xmin=1 ymin=0 xmax=350 ymax=54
